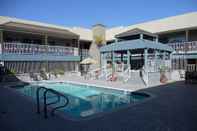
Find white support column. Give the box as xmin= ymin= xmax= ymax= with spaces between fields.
xmin=144 ymin=49 xmax=148 ymax=71
xmin=112 ymin=51 xmax=115 ymax=72
xmin=44 ymin=34 xmax=49 ymax=72
xmin=100 ymin=53 xmax=103 ymax=68
xmin=104 ymin=53 xmax=107 ymax=68
xmin=77 ymin=39 xmax=80 ymax=56
xmin=155 ymin=36 xmax=158 ymax=43
xmin=127 ymin=50 xmax=131 ymax=69
xmin=169 ymin=52 xmax=172 ymax=70
xmin=140 ymin=34 xmax=143 ymax=40
xmin=77 ymin=39 xmax=80 ymax=72
xmin=154 ymin=50 xmax=158 ymax=72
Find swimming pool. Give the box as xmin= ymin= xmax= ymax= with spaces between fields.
xmin=14 ymin=81 xmax=150 ymax=120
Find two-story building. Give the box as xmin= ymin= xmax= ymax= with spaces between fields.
xmin=0 ymin=12 xmax=197 ymax=75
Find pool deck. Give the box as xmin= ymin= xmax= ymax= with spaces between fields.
xmin=16 ymin=74 xmax=173 ymax=92
xmin=42 ymin=75 xmax=147 ymax=91
xmin=0 ymin=80 xmax=197 ymax=131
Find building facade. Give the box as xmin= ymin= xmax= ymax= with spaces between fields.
xmin=0 ymin=12 xmax=197 ymax=74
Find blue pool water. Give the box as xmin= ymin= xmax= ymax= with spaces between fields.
xmin=15 ymin=82 xmax=149 ymax=119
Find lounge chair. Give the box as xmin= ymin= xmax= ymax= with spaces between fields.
xmin=107 ymin=73 xmax=118 ymax=81
xmin=185 ymin=71 xmax=197 ymax=84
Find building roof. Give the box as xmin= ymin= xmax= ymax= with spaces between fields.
xmin=69 ymin=27 xmax=92 ymax=41
xmin=100 ymin=39 xmax=174 ymax=52
xmin=106 ymin=12 xmax=197 ymax=41
xmin=0 ymin=16 xmax=81 ymax=39
xmin=0 ymin=12 xmax=197 ymax=41
xmin=115 ymin=28 xmax=158 ymax=38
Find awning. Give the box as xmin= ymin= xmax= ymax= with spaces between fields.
xmin=173 ymin=53 xmax=197 ymax=59
xmin=100 ymin=39 xmax=174 ymax=52
xmin=0 ymin=17 xmax=79 ymax=39
xmin=80 ymin=58 xmax=98 ymax=65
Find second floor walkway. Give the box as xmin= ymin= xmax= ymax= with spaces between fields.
xmin=0 ymin=42 xmax=80 ymax=61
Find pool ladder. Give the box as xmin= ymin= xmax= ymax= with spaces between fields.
xmin=36 ymin=86 xmax=69 ymax=119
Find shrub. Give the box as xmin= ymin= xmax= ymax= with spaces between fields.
xmin=52 ymin=69 xmax=65 ymax=76
xmin=10 ymin=69 xmax=16 ymax=75
xmin=40 ymin=68 xmax=48 ymax=80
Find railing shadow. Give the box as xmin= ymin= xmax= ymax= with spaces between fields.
xmin=0 ymin=65 xmax=24 ymax=83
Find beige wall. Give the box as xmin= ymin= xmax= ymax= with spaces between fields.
xmin=92 ymin=24 xmax=106 ymax=44
xmin=89 ymin=24 xmax=106 ymax=69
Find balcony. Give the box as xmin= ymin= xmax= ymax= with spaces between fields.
xmin=168 ymin=41 xmax=197 ymax=53
xmin=1 ymin=42 xmax=80 ymax=61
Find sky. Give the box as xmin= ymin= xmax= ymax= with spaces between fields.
xmin=0 ymin=0 xmax=197 ymax=28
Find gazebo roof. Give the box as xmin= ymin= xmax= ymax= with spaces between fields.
xmin=115 ymin=28 xmax=158 ymax=38
xmin=100 ymin=39 xmax=174 ymax=52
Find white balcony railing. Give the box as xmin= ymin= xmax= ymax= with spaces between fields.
xmin=2 ymin=42 xmax=79 ymax=56
xmin=187 ymin=64 xmax=197 ymax=72
xmin=168 ymin=41 xmax=197 ymax=52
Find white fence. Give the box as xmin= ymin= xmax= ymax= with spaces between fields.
xmin=187 ymin=64 xmax=197 ymax=72
xmin=3 ymin=42 xmax=78 ymax=56
xmin=168 ymin=41 xmax=197 ymax=52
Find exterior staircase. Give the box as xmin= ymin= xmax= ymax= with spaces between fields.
xmin=126 ymin=71 xmax=146 ymax=87
xmin=148 ymin=72 xmax=161 ymax=86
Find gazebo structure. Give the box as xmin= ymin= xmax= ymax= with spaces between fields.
xmin=100 ymin=28 xmax=174 ymax=84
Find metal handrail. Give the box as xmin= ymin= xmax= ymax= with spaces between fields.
xmin=141 ymin=68 xmax=148 ymax=87
xmin=122 ymin=68 xmax=131 ymax=82
xmin=168 ymin=41 xmax=197 ymax=52
xmin=36 ymin=86 xmax=46 ymax=114
xmin=36 ymin=86 xmax=69 ymax=119
xmin=43 ymin=89 xmax=69 ymax=118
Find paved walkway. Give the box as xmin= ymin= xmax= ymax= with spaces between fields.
xmin=0 ymin=81 xmax=197 ymax=131
xmin=50 ymin=75 xmax=147 ymax=91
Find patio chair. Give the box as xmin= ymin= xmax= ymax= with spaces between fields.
xmin=29 ymin=72 xmax=42 ymax=81
xmin=185 ymin=71 xmax=197 ymax=84
xmin=107 ymin=73 xmax=118 ymax=81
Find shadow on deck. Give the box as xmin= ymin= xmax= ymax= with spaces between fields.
xmin=0 ymin=80 xmax=197 ymax=131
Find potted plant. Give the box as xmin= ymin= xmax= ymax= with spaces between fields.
xmin=9 ymin=69 xmax=16 ymax=75
xmin=52 ymin=68 xmax=65 ymax=78
xmin=159 ymin=65 xmax=168 ymax=83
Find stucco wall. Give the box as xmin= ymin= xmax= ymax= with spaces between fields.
xmin=89 ymin=24 xmax=106 ymax=69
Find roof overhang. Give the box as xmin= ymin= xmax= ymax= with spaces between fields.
xmin=155 ymin=26 xmax=197 ymax=35
xmin=115 ymin=28 xmax=158 ymax=38
xmin=100 ymin=39 xmax=174 ymax=53
xmin=1 ymin=21 xmax=79 ymax=39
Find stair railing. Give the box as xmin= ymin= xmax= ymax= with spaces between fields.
xmin=122 ymin=68 xmax=131 ymax=82
xmin=141 ymin=68 xmax=149 ymax=87
xmin=36 ymin=86 xmax=69 ymax=119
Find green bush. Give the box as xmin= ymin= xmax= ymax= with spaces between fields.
xmin=10 ymin=69 xmax=16 ymax=75
xmin=40 ymin=68 xmax=48 ymax=80
xmin=52 ymin=69 xmax=65 ymax=76
xmin=159 ymin=65 xmax=169 ymax=73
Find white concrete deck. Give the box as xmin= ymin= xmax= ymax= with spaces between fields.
xmin=16 ymin=73 xmax=174 ymax=92
xmin=47 ymin=74 xmax=146 ymax=92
